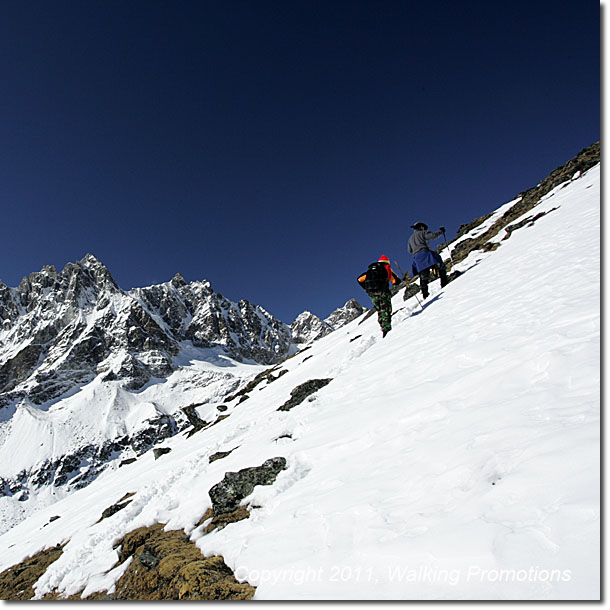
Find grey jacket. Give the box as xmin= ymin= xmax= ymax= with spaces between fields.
xmin=408 ymin=229 xmax=443 ymax=255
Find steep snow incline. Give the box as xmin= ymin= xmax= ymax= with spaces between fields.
xmin=0 ymin=351 xmax=266 ymax=535
xmin=0 ymin=165 xmax=599 ymax=600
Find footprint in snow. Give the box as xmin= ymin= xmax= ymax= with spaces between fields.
xmin=349 ymin=335 xmax=377 ymax=359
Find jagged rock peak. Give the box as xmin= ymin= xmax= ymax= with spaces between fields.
xmin=80 ymin=253 xmax=103 ymax=266
xmin=76 ymin=254 xmax=120 ymax=290
xmin=290 ymin=311 xmax=333 ymax=344
xmin=291 ymin=299 xmax=367 ymax=346
xmin=169 ymin=273 xmax=187 ymax=289
xmin=324 ymin=298 xmax=367 ymax=328
xmin=14 ymin=254 xmax=120 ymax=299
xmin=291 ymin=311 xmax=333 ymax=345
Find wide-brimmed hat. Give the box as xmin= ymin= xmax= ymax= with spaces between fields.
xmin=410 ymin=222 xmax=428 ymax=230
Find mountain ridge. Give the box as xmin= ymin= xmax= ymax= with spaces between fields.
xmin=0 ymin=256 xmax=366 ymax=409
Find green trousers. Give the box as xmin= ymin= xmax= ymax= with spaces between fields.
xmin=369 ymin=291 xmax=392 ymax=333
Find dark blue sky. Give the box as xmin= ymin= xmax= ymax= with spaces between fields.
xmin=0 ymin=1 xmax=599 ymax=323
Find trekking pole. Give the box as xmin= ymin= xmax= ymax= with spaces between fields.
xmin=396 ymin=260 xmax=423 ymax=309
xmin=393 ymin=260 xmax=405 ymax=282
xmin=441 ymin=230 xmax=456 ymax=269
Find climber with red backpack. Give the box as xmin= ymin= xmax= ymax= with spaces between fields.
xmin=357 ymin=255 xmax=400 ymax=337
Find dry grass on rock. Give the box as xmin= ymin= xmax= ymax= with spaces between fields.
xmin=109 ymin=523 xmax=255 ymax=600
xmin=0 ymin=544 xmax=64 ymax=600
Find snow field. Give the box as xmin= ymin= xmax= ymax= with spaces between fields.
xmin=0 ymin=165 xmax=600 ymax=600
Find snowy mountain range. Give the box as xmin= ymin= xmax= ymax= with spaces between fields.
xmin=0 ymin=256 xmax=365 ymax=534
xmin=0 ymin=142 xmax=600 ymax=600
xmin=0 ymin=256 xmax=364 ymax=408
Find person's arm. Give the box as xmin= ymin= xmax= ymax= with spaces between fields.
xmin=424 ymin=229 xmax=443 ymax=241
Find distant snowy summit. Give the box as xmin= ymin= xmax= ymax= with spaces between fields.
xmin=291 ymin=299 xmax=367 ymax=345
xmin=0 ymin=255 xmax=365 ymax=408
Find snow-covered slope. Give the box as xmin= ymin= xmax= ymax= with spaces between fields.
xmin=0 ymin=161 xmax=599 ymax=600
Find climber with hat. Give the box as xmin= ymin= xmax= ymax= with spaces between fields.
xmin=357 ymin=255 xmax=401 ymax=337
xmin=408 ymin=222 xmax=449 ymax=299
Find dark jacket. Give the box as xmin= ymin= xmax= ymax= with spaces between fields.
xmin=357 ymin=262 xmax=400 ymax=293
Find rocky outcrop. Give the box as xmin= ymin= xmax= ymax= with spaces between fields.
xmin=277 ymin=379 xmax=332 ymax=412
xmin=98 ymin=492 xmax=136 ymax=523
xmin=208 ymin=457 xmax=287 ymax=516
xmin=447 ymin=142 xmax=600 ymax=264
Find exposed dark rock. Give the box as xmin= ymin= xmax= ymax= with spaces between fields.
xmin=116 ymin=354 xmax=151 ymax=391
xmin=98 ymin=492 xmax=136 ymax=523
xmin=455 ymin=212 xmax=494 ymax=240
xmin=153 ymin=447 xmax=172 ymax=460
xmin=209 ymin=447 xmax=238 ymax=464
xmin=223 ymin=365 xmax=283 ymax=403
xmin=136 ymin=548 xmax=161 ymax=570
xmin=99 ymin=501 xmax=132 ymax=522
xmin=199 ymin=505 xmax=255 ymax=534
xmin=402 ymin=282 xmax=422 ymax=300
xmin=181 ymin=405 xmax=208 ymax=436
xmin=208 ymin=457 xmax=287 ymax=516
xmin=447 ymin=142 xmax=600 ymax=265
xmin=131 ymin=415 xmax=177 ymax=455
xmin=277 ymin=378 xmax=333 ymax=412
xmin=220 ymin=414 xmax=236 ymax=430
xmin=503 ymin=207 xmax=560 ymax=239
xmin=0 ymin=344 xmax=44 ymax=394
